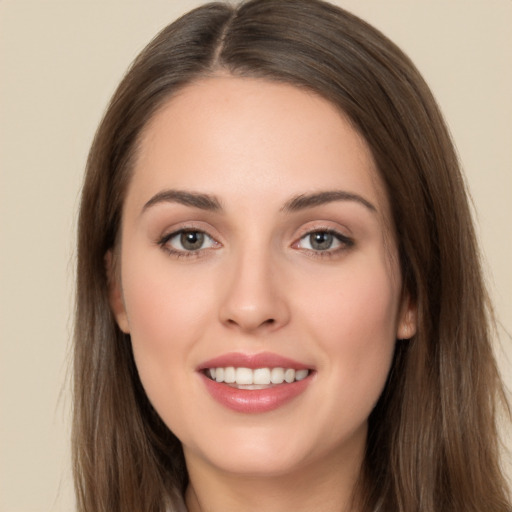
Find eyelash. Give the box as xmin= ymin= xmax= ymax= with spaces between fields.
xmin=294 ymin=228 xmax=354 ymax=258
xmin=157 ymin=227 xmax=354 ymax=259
xmin=158 ymin=228 xmax=219 ymax=259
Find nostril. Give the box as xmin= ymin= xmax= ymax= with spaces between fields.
xmin=225 ymin=317 xmax=276 ymax=329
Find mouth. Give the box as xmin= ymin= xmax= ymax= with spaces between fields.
xmin=198 ymin=352 xmax=314 ymax=413
xmin=203 ymin=366 xmax=311 ymax=389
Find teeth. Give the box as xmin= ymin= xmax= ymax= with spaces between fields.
xmin=284 ymin=368 xmax=295 ymax=383
xmin=236 ymin=367 xmax=253 ymax=385
xmin=270 ymin=367 xmax=284 ymax=384
xmin=253 ymin=368 xmax=271 ymax=385
xmin=206 ymin=367 xmax=310 ymax=385
xmin=224 ymin=366 xmax=235 ymax=383
xmin=295 ymin=369 xmax=309 ymax=381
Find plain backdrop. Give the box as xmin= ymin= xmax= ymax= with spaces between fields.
xmin=1 ymin=1 xmax=511 ymax=511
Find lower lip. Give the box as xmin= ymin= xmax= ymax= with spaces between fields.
xmin=200 ymin=373 xmax=313 ymax=413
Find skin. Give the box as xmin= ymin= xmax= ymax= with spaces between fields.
xmin=109 ymin=76 xmax=416 ymax=512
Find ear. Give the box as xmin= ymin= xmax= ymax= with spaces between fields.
xmin=105 ymin=250 xmax=130 ymax=334
xmin=396 ymin=291 xmax=417 ymax=340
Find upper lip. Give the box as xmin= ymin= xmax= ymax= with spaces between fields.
xmin=198 ymin=351 xmax=313 ymax=371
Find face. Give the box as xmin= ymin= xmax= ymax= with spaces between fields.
xmin=109 ymin=76 xmax=416 ymax=480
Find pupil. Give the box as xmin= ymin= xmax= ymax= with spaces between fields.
xmin=310 ymin=232 xmax=333 ymax=250
xmin=181 ymin=231 xmax=204 ymax=250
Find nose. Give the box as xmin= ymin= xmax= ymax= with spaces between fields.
xmin=218 ymin=248 xmax=290 ymax=334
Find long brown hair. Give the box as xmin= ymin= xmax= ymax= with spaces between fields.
xmin=73 ymin=1 xmax=511 ymax=510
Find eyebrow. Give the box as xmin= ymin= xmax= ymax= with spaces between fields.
xmin=142 ymin=189 xmax=222 ymax=213
xmin=141 ymin=188 xmax=376 ymax=215
xmin=281 ymin=190 xmax=376 ymax=213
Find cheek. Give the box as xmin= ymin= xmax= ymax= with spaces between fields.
xmin=303 ymin=256 xmax=398 ymax=334
xmin=120 ymin=255 xmax=215 ymax=390
xmin=297 ymin=255 xmax=399 ymax=401
xmin=123 ymin=241 xmax=216 ymax=327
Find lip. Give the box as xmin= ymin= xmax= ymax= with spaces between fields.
xmin=197 ymin=351 xmax=314 ymax=413
xmin=198 ymin=351 xmax=312 ymax=371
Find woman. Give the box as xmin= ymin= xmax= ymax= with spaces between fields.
xmin=73 ymin=0 xmax=511 ymax=510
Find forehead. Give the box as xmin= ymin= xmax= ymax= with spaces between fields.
xmin=128 ymin=76 xmax=389 ymax=219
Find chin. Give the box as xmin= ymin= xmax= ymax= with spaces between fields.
xmin=191 ymin=446 xmax=310 ymax=478
xmin=181 ymin=418 xmax=367 ymax=482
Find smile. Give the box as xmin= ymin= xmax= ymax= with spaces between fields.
xmin=198 ymin=353 xmax=314 ymax=413
xmin=205 ymin=367 xmax=310 ymax=388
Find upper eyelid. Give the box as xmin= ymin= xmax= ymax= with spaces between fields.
xmin=296 ymin=229 xmax=353 ymax=245
xmin=159 ymin=228 xmax=218 ymax=245
xmin=158 ymin=222 xmax=221 ymax=241
xmin=299 ymin=227 xmax=349 ymax=237
xmin=294 ymin=223 xmax=353 ymax=240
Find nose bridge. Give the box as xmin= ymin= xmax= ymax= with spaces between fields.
xmin=219 ymin=240 xmax=289 ymax=333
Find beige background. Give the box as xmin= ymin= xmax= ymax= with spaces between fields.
xmin=1 ymin=1 xmax=511 ymax=510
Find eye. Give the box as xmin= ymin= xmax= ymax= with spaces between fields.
xmin=159 ymin=229 xmax=219 ymax=254
xmin=295 ymin=229 xmax=353 ymax=253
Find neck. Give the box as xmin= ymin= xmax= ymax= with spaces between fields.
xmin=184 ymin=444 xmax=364 ymax=512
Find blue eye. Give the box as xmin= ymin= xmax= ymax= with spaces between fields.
xmin=160 ymin=230 xmax=218 ymax=254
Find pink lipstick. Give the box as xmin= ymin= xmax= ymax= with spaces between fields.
xmin=198 ymin=352 xmax=314 ymax=413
